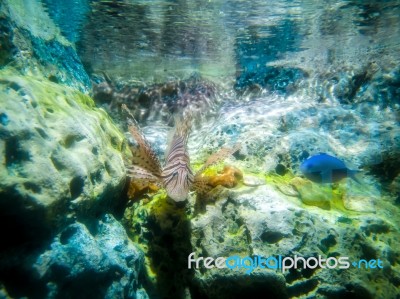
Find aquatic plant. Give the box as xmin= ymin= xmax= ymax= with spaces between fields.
xmin=122 ymin=105 xmax=240 ymax=202
xmin=202 ymin=165 xmax=243 ymax=188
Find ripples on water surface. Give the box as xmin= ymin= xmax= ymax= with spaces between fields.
xmin=42 ymin=0 xmax=400 ymax=83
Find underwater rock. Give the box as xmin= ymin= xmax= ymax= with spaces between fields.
xmin=0 ymin=0 xmax=91 ymax=93
xmin=341 ymin=182 xmax=378 ymax=213
xmin=185 ymin=184 xmax=400 ymax=298
xmin=187 ymin=87 xmax=398 ymax=196
xmin=0 ymin=285 xmax=10 ymax=298
xmin=0 ymin=16 xmax=16 ymax=67
xmin=290 ymin=177 xmax=332 ymax=209
xmin=34 ymin=214 xmax=148 ymax=299
xmin=0 ymin=69 xmax=126 ymax=255
xmin=370 ymin=66 xmax=400 ymax=108
xmin=360 ymin=217 xmax=392 ymax=237
xmin=189 ymin=186 xmax=295 ymax=298
xmin=242 ymin=174 xmax=265 ymax=187
xmin=342 ymin=194 xmax=376 ymax=213
xmin=324 ymin=64 xmax=400 ymax=109
xmin=391 ymin=174 xmax=400 ymax=203
xmin=0 ymin=4 xmax=125 ymax=296
xmin=122 ymin=77 xmax=400 ymax=298
xmin=366 ymin=150 xmax=400 ymax=190
xmin=193 ymin=270 xmax=288 ymax=299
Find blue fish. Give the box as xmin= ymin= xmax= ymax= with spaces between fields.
xmin=300 ymin=153 xmax=360 ymax=184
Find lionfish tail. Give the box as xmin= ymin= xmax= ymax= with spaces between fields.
xmin=122 ymin=104 xmax=162 ymax=176
xmin=195 ymin=143 xmax=241 ymax=177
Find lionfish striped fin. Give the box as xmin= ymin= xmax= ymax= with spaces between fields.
xmin=127 ymin=165 xmax=162 ymax=185
xmin=161 ymin=116 xmax=194 ymax=202
xmin=122 ymin=104 xmax=162 ymax=176
xmin=195 ymin=143 xmax=241 ymax=177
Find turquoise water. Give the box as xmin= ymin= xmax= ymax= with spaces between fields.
xmin=1 ymin=0 xmax=400 ymax=298
xmin=44 ymin=0 xmax=400 ymax=82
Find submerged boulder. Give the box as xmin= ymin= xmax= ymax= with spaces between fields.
xmin=33 ymin=214 xmax=148 ymax=299
xmin=0 ymin=2 xmax=150 ymax=297
xmin=0 ymin=68 xmax=127 ymax=238
xmin=188 ymin=185 xmax=400 ymax=298
xmin=0 ymin=68 xmax=129 ymax=297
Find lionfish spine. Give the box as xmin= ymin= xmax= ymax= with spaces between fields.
xmin=122 ymin=104 xmax=162 ymax=176
xmin=194 ymin=143 xmax=241 ymax=178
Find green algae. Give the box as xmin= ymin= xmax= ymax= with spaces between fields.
xmin=265 ymin=172 xmax=295 ymax=185
xmin=0 ymin=67 xmax=126 ymax=154
xmin=261 ymin=171 xmax=357 ymax=212
xmin=123 ymin=191 xmax=192 ymax=297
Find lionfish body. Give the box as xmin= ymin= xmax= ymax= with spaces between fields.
xmin=124 ymin=104 xmax=239 ymax=202
xmin=161 ymin=118 xmax=194 ymax=201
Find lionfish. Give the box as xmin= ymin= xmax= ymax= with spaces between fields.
xmin=122 ymin=104 xmax=240 ymax=202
